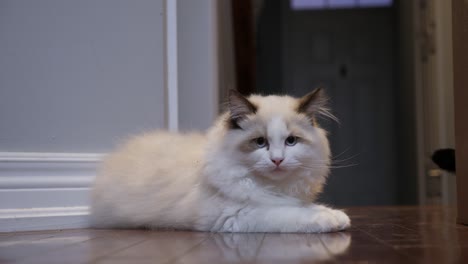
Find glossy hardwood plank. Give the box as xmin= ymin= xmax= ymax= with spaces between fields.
xmin=2 ymin=206 xmax=468 ymax=264
xmin=103 ymin=231 xmax=210 ymax=263
xmin=19 ymin=230 xmax=149 ymax=264
xmin=0 ymin=229 xmax=77 ymax=242
xmin=254 ymin=232 xmax=351 ymax=264
xmin=0 ymin=229 xmax=100 ymax=263
xmin=168 ymin=233 xmax=266 ymax=264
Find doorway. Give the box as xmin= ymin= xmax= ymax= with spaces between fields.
xmin=254 ymin=0 xmax=415 ymax=206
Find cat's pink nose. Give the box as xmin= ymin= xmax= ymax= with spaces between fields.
xmin=271 ymin=159 xmax=284 ymax=166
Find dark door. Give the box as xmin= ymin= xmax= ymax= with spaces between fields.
xmin=259 ymin=5 xmax=396 ymax=206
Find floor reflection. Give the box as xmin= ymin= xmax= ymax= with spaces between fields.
xmin=5 ymin=207 xmax=468 ymax=263
xmin=211 ymin=231 xmax=351 ymax=262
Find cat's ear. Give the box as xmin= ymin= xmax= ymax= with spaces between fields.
xmin=297 ymin=88 xmax=337 ymax=123
xmin=228 ymin=89 xmax=257 ymax=129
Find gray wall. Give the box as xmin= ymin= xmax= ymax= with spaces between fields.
xmin=177 ymin=0 xmax=218 ymax=131
xmin=0 ymin=0 xmax=166 ymax=153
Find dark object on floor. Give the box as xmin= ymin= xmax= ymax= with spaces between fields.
xmin=432 ymin=148 xmax=456 ymax=173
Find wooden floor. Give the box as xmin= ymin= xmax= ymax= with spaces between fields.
xmin=1 ymin=206 xmax=468 ymax=263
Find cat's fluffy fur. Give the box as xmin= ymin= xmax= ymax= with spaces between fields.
xmin=91 ymin=89 xmax=350 ymax=232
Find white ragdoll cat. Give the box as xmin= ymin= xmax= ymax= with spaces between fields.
xmin=91 ymin=88 xmax=351 ymax=233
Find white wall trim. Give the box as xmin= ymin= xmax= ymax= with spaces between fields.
xmin=210 ymin=0 xmax=220 ymax=118
xmin=0 ymin=152 xmax=104 ymax=162
xmin=0 ymin=152 xmax=103 ymax=190
xmin=0 ymin=152 xmax=103 ymax=232
xmin=0 ymin=206 xmax=90 ymax=232
xmin=164 ymin=0 xmax=179 ymax=132
xmin=0 ymin=206 xmax=89 ymax=219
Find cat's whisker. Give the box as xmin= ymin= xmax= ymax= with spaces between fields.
xmin=318 ymin=107 xmax=340 ymax=124
xmin=330 ymin=147 xmax=351 ymax=160
xmin=331 ymin=153 xmax=360 ymax=164
xmin=250 ymin=161 xmax=359 ymax=171
xmin=300 ymin=164 xmax=358 ymax=169
xmin=296 ymin=159 xmax=356 ymax=167
xmin=296 ymin=162 xmax=358 ymax=168
xmin=329 ymin=164 xmax=358 ymax=169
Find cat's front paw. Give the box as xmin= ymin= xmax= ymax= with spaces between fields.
xmin=328 ymin=209 xmax=350 ymax=231
xmin=308 ymin=209 xmax=350 ymax=233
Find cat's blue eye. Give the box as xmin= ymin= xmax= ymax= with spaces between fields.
xmin=255 ymin=137 xmax=268 ymax=148
xmin=285 ymin=136 xmax=297 ymax=146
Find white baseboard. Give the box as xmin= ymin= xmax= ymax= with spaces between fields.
xmin=0 ymin=206 xmax=90 ymax=232
xmin=0 ymin=152 xmax=103 ymax=232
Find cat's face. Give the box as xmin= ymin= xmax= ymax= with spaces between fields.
xmin=224 ymin=89 xmax=331 ymax=181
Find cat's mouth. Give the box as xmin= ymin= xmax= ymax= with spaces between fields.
xmin=272 ymin=166 xmax=285 ymax=172
xmin=262 ymin=167 xmax=291 ymax=181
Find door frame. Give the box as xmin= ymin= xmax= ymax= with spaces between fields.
xmin=410 ymin=0 xmax=456 ymax=205
xmin=452 ymin=0 xmax=468 ymax=224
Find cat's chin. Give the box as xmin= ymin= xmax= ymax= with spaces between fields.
xmin=259 ymin=169 xmax=293 ymax=181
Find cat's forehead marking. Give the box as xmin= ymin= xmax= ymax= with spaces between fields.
xmin=267 ymin=117 xmax=289 ymax=137
xmin=249 ymin=95 xmax=298 ymax=116
xmin=237 ymin=95 xmax=316 ymax=138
